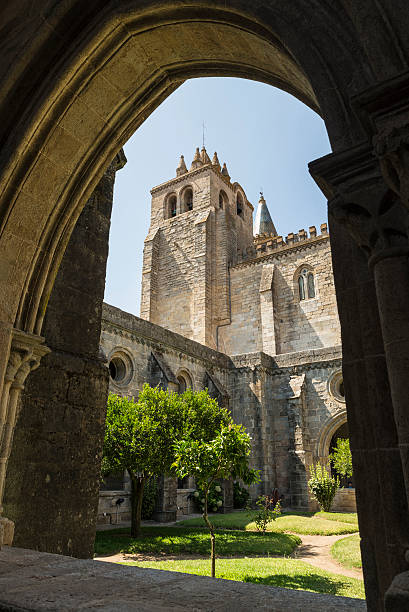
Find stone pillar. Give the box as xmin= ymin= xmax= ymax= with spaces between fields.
xmin=0 ymin=329 xmax=50 ymax=548
xmin=3 ymin=151 xmax=126 ymax=558
xmin=310 ymin=144 xmax=409 ymax=611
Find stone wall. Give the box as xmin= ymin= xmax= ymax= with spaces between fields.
xmin=219 ymin=235 xmax=341 ymax=356
xmin=102 ymin=301 xmax=345 ymax=512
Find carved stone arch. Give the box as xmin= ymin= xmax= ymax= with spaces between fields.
xmin=316 ymin=410 xmax=348 ymax=461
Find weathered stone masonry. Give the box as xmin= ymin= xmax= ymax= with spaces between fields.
xmin=100 ymin=149 xmax=348 ymax=519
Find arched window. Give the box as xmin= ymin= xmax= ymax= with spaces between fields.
xmin=298 ymin=268 xmax=315 ymax=300
xmin=182 ymin=187 xmax=193 ymax=212
xmin=165 ymin=194 xmax=177 ymax=219
xmin=219 ymin=190 xmax=228 ymax=209
xmin=236 ymin=192 xmax=244 ymax=216
xmin=177 ymin=370 xmax=192 ymax=394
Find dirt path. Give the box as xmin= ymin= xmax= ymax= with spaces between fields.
xmin=291 ymin=533 xmax=362 ymax=579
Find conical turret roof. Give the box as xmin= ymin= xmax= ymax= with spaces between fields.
xmin=212 ymin=151 xmax=221 ymax=171
xmin=254 ymin=193 xmax=277 ymax=237
xmin=221 ymin=162 xmax=230 ymax=181
xmin=176 ymin=154 xmax=188 ymax=176
xmin=201 ymin=146 xmax=211 ymax=164
xmin=190 ymin=147 xmax=203 ymax=170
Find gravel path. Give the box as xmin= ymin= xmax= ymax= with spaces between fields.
xmin=291 ymin=533 xmax=362 ymax=579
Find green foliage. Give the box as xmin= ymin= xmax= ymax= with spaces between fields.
xmin=94 ymin=526 xmax=300 ymax=557
xmin=330 ymin=534 xmax=362 ymax=569
xmin=329 ymin=438 xmax=353 ymax=479
xmin=102 ymin=388 xmax=185 ymax=480
xmin=173 ymin=423 xmax=260 ymax=489
xmin=120 ymin=557 xmax=365 ymax=599
xmin=308 ymin=463 xmax=339 ymax=512
xmin=192 ymin=483 xmax=223 ymax=513
xmin=102 ymin=386 xmax=235 ymax=537
xmin=173 ymin=420 xmax=259 ymax=577
xmin=233 ymin=481 xmax=250 ymax=509
xmin=253 ymin=496 xmax=281 ymax=535
xmin=141 ymin=477 xmax=158 ymax=520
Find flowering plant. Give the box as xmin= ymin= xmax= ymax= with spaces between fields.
xmin=192 ymin=482 xmax=223 ymax=513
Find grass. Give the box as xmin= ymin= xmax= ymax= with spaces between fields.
xmin=331 ymin=534 xmax=362 ymax=569
xmin=178 ymin=511 xmax=359 ymax=535
xmin=94 ymin=526 xmax=300 ymax=557
xmin=316 ymin=511 xmax=358 ymax=526
xmin=120 ymin=557 xmax=365 ymax=599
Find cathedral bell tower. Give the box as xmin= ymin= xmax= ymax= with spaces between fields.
xmin=140 ymin=146 xmax=254 ymax=349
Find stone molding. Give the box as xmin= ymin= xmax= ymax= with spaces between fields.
xmin=0 ymin=329 xmax=50 ymax=548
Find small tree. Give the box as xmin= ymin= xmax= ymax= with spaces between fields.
xmin=330 ymin=438 xmax=353 ymax=480
xmin=102 ymin=386 xmax=232 ymax=537
xmin=173 ymin=423 xmax=259 ymax=578
xmin=102 ymin=387 xmax=185 ymax=537
xmin=308 ymin=463 xmax=339 ymax=512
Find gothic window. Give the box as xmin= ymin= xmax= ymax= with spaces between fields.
xmin=298 ymin=268 xmax=315 ymax=300
xmin=177 ymin=370 xmax=192 ymax=393
xmin=236 ymin=192 xmax=244 ymax=217
xmin=182 ymin=187 xmax=193 ymax=212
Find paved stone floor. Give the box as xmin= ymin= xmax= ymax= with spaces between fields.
xmin=0 ymin=547 xmax=366 ymax=611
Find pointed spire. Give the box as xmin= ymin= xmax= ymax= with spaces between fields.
xmin=254 ymin=193 xmax=277 ymax=237
xmin=176 ymin=154 xmax=188 ymax=177
xmin=201 ymin=146 xmax=211 ymax=164
xmin=212 ymin=151 xmax=221 ymax=171
xmin=221 ymin=162 xmax=230 ymax=181
xmin=190 ymin=147 xmax=203 ymax=170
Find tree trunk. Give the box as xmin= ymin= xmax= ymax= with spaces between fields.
xmin=203 ymin=488 xmax=216 ymax=578
xmin=130 ymin=475 xmax=145 ymax=538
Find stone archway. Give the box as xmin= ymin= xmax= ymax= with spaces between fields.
xmin=1 ymin=3 xmax=409 ymax=610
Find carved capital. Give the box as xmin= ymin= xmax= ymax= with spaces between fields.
xmin=310 ymin=143 xmax=409 ymax=266
xmin=352 ymin=71 xmax=409 ymax=208
xmin=374 ymin=124 xmax=409 ymax=208
xmin=0 ymin=329 xmax=50 ymax=547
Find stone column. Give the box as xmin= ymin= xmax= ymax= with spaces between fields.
xmin=310 ymin=144 xmax=409 ymax=611
xmin=3 ymin=151 xmax=126 ymax=558
xmin=0 ymin=329 xmax=49 ymax=548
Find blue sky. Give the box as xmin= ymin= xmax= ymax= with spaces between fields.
xmin=104 ymin=77 xmax=331 ymax=315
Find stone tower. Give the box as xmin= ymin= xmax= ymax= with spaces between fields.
xmin=140 ymin=146 xmax=254 ymax=349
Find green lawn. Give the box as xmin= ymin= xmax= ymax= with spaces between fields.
xmin=121 ymin=557 xmax=365 ymax=599
xmin=178 ymin=511 xmax=358 ymax=535
xmin=331 ymin=534 xmax=362 ymax=569
xmin=94 ymin=526 xmax=300 ymax=557
xmin=316 ymin=511 xmax=358 ymax=526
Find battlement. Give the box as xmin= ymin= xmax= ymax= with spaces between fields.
xmin=236 ymin=222 xmax=328 ymax=264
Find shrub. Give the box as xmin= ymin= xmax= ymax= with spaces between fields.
xmin=308 ymin=463 xmax=339 ymax=512
xmin=192 ymin=482 xmax=223 ymax=513
xmin=330 ymin=438 xmax=353 ymax=479
xmin=233 ymin=481 xmax=250 ymax=509
xmin=141 ymin=477 xmax=158 ymax=519
xmin=253 ymin=495 xmax=281 ymax=535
